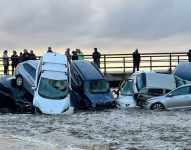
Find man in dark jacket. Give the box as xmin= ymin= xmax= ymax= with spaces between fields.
xmin=30 ymin=50 xmax=36 ymax=60
xmin=72 ymin=51 xmax=78 ymax=61
xmin=187 ymin=49 xmax=191 ymax=62
xmin=133 ymin=48 xmax=141 ymax=73
xmin=92 ymin=48 xmax=101 ymax=68
xmin=47 ymin=47 xmax=53 ymax=53
xmin=22 ymin=49 xmax=31 ymax=62
xmin=11 ymin=50 xmax=18 ymax=75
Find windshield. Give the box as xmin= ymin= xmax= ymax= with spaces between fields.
xmin=38 ymin=78 xmax=68 ymax=99
xmin=121 ymin=80 xmax=134 ymax=95
xmin=12 ymin=87 xmax=32 ymax=100
xmin=84 ymin=80 xmax=109 ymax=93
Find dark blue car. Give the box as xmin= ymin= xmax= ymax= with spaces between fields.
xmin=70 ymin=60 xmax=116 ymax=109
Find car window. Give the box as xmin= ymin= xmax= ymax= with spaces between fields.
xmin=23 ymin=63 xmax=35 ymax=74
xmin=30 ymin=70 xmax=36 ymax=79
xmin=175 ymin=76 xmax=185 ymax=87
xmin=136 ymin=73 xmax=146 ymax=91
xmin=171 ymin=86 xmax=190 ymax=96
xmin=71 ymin=67 xmax=82 ymax=86
xmin=2 ymin=85 xmax=12 ymax=94
xmin=121 ymin=80 xmax=134 ymax=95
xmin=148 ymin=89 xmax=163 ymax=96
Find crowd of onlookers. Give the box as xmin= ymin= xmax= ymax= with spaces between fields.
xmin=3 ymin=49 xmax=36 ymax=75
xmin=2 ymin=47 xmax=101 ymax=75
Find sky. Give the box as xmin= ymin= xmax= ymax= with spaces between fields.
xmin=0 ymin=0 xmax=191 ymax=56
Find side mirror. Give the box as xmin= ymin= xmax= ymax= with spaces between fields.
xmin=167 ymin=93 xmax=173 ymax=97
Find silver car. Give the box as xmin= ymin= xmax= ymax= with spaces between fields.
xmin=15 ymin=60 xmax=38 ymax=95
xmin=144 ymin=84 xmax=191 ymax=110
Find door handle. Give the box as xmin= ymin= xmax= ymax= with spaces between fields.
xmin=184 ymin=96 xmax=189 ymax=98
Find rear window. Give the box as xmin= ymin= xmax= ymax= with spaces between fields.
xmin=148 ymin=89 xmax=163 ymax=96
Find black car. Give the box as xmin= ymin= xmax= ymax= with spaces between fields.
xmin=70 ymin=60 xmax=116 ymax=110
xmin=0 ymin=76 xmax=33 ymax=113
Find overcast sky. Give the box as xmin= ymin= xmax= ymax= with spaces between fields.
xmin=0 ymin=0 xmax=191 ymax=56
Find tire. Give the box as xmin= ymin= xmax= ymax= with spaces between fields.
xmin=151 ymin=103 xmax=165 ymax=110
xmin=16 ymin=75 xmax=23 ymax=87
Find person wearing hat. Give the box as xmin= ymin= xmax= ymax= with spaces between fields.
xmin=133 ymin=48 xmax=141 ymax=73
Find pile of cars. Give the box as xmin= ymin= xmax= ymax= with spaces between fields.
xmin=114 ymin=62 xmax=191 ymax=110
xmin=0 ymin=53 xmax=116 ymax=114
xmin=1 ymin=55 xmax=191 ymax=114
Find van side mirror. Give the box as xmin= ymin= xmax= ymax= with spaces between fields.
xmin=167 ymin=93 xmax=173 ymax=97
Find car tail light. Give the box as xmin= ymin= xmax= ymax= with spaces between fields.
xmin=134 ymin=93 xmax=139 ymax=98
xmin=17 ymin=64 xmax=20 ymax=69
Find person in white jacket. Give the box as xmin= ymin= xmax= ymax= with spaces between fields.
xmin=3 ymin=50 xmax=9 ymax=75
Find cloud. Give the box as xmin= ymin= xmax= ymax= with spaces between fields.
xmin=0 ymin=0 xmax=191 ymax=55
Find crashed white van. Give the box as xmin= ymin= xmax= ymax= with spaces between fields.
xmin=32 ymin=53 xmax=72 ymax=115
xmin=117 ymin=70 xmax=186 ymax=108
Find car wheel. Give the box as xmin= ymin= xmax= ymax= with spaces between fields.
xmin=151 ymin=103 xmax=165 ymax=110
xmin=16 ymin=75 xmax=23 ymax=87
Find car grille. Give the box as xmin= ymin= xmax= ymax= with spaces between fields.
xmin=94 ymin=102 xmax=114 ymax=108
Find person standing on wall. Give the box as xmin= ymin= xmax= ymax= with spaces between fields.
xmin=92 ymin=48 xmax=101 ymax=69
xmin=11 ymin=50 xmax=18 ymax=75
xmin=77 ymin=49 xmax=84 ymax=60
xmin=187 ymin=49 xmax=191 ymax=62
xmin=3 ymin=50 xmax=9 ymax=75
xmin=133 ymin=48 xmax=141 ymax=73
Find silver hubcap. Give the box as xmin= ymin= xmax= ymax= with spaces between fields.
xmin=16 ymin=77 xmax=22 ymax=86
xmin=153 ymin=103 xmax=164 ymax=110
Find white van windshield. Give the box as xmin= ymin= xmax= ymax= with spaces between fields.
xmin=84 ymin=80 xmax=109 ymax=93
xmin=38 ymin=78 xmax=68 ymax=99
xmin=121 ymin=81 xmax=134 ymax=95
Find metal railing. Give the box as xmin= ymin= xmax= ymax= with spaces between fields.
xmin=0 ymin=52 xmax=189 ymax=75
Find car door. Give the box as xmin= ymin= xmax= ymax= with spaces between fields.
xmin=165 ymin=86 xmax=190 ymax=109
xmin=23 ymin=63 xmax=36 ymax=92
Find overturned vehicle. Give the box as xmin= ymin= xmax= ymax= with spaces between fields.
xmin=114 ymin=70 xmax=189 ymax=108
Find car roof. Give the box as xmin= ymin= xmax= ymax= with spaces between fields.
xmin=20 ymin=60 xmax=39 ymax=68
xmin=71 ymin=60 xmax=105 ymax=80
xmin=0 ymin=75 xmax=16 ymax=87
xmin=42 ymin=53 xmax=67 ymax=64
